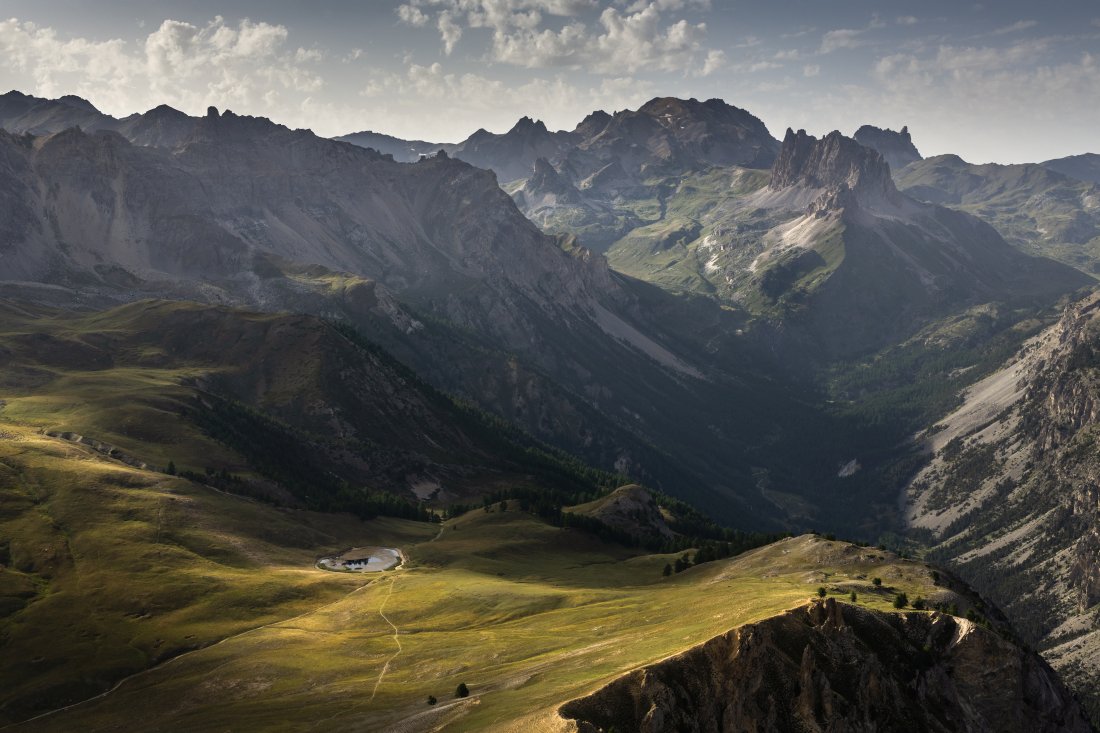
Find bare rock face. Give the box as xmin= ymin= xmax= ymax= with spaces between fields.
xmin=853 ymin=124 xmax=923 ymax=172
xmin=770 ymin=128 xmax=900 ymax=208
xmin=522 ymin=157 xmax=584 ymax=204
xmin=560 ymin=599 xmax=1094 ymax=733
xmin=908 ymin=292 xmax=1100 ymax=721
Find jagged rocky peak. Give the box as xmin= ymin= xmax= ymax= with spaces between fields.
xmin=561 ymin=598 xmax=1095 ymax=733
xmin=573 ymin=109 xmax=612 ymax=139
xmin=771 ymin=128 xmax=899 ymax=206
xmin=854 ymin=123 xmax=923 ymax=171
xmin=508 ymin=115 xmax=549 ymax=136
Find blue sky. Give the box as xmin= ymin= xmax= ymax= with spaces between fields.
xmin=1 ymin=1 xmax=1097 ymax=162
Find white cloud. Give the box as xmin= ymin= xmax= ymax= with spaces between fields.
xmin=396 ymin=4 xmax=430 ymax=26
xmin=437 ymin=11 xmax=463 ymax=54
xmin=991 ymin=20 xmax=1038 ymax=36
xmin=820 ymin=28 xmax=865 ymax=53
xmin=698 ymin=48 xmax=726 ymax=76
xmin=398 ymin=0 xmax=720 ymax=75
xmin=746 ymin=61 xmax=780 ymax=72
xmin=819 ymin=15 xmax=892 ymax=53
xmin=0 ymin=16 xmax=323 ymax=122
xmin=488 ymin=4 xmax=713 ymax=73
xmin=896 ymin=16 xmax=918 ymax=26
xmin=803 ymin=64 xmax=820 ymax=77
xmin=625 ymin=0 xmax=711 ymax=11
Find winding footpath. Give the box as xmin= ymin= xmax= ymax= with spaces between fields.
xmin=369 ymin=576 xmax=403 ymax=703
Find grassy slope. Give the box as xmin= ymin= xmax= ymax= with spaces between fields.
xmin=605 ymin=167 xmax=774 ymax=297
xmin=0 ymin=298 xmax=987 ymax=731
xmin=11 ymin=501 xmax=950 ymax=732
xmin=0 ymin=420 xmax=435 ymax=726
xmin=894 ymin=156 xmax=1100 ymax=275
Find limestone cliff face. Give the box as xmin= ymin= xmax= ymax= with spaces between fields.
xmin=560 ymin=599 xmax=1093 ymax=733
xmin=906 ymin=292 xmax=1100 ymax=722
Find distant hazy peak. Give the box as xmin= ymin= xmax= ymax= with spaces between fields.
xmin=1041 ymin=152 xmax=1100 ymax=185
xmin=57 ymin=95 xmax=99 ymax=113
xmin=508 ymin=116 xmax=549 ymax=135
xmin=146 ymin=103 xmax=184 ymax=115
xmin=853 ymin=124 xmax=922 ymax=172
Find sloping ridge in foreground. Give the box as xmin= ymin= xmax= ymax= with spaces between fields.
xmin=559 ymin=598 xmax=1094 ymax=733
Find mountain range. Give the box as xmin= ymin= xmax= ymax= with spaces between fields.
xmin=2 ymin=88 xmax=1100 ymax=730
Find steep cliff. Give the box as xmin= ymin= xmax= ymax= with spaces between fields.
xmin=907 ymin=291 xmax=1100 ymax=721
xmin=561 ymin=599 xmax=1093 ymax=733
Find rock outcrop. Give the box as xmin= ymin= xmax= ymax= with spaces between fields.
xmin=561 ymin=599 xmax=1094 ymax=733
xmin=853 ymin=124 xmax=922 ymax=172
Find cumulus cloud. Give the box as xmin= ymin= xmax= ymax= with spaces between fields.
xmin=398 ymin=0 xmax=720 ymax=74
xmin=396 ymin=4 xmax=430 ymax=26
xmin=437 ymin=11 xmax=463 ymax=54
xmin=698 ymin=49 xmax=726 ymax=76
xmin=0 ymin=16 xmax=323 ymax=119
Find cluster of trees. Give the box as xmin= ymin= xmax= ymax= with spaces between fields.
xmin=426 ymin=683 xmax=469 ymax=706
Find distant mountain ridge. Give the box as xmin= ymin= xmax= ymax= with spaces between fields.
xmin=337 ymin=95 xmax=780 ymax=186
xmin=895 ymin=154 xmax=1100 ymax=272
xmin=1043 ymin=153 xmax=1100 ymax=185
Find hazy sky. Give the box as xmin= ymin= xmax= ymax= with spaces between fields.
xmin=1 ymin=1 xmax=1097 ymax=163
